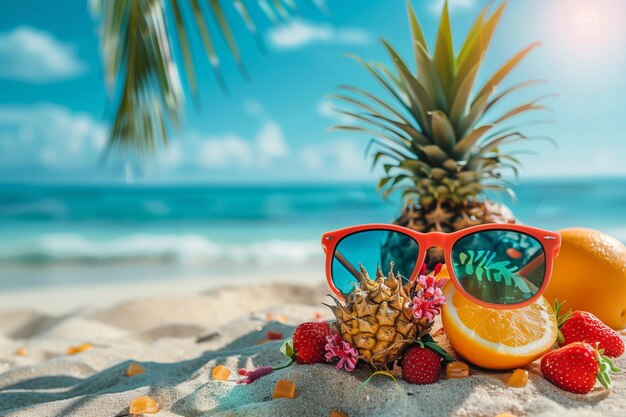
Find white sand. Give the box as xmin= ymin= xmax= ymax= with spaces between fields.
xmin=0 ymin=280 xmax=624 ymax=417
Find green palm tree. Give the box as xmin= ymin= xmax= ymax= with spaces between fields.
xmin=92 ymin=0 xmax=324 ymax=153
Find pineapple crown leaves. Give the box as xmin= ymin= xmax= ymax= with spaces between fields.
xmin=329 ymin=0 xmax=557 ymax=205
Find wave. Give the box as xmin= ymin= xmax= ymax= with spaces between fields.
xmin=0 ymin=234 xmax=323 ymax=267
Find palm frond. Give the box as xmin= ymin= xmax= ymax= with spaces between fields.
xmin=93 ymin=0 xmax=324 ymax=154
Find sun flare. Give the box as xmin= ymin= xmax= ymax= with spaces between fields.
xmin=548 ymin=0 xmax=625 ymax=53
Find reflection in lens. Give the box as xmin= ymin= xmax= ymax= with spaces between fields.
xmin=332 ymin=230 xmax=419 ymax=294
xmin=451 ymin=230 xmax=546 ymax=305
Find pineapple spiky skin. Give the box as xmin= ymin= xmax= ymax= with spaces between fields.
xmin=326 ymin=263 xmax=430 ymax=370
xmin=396 ymin=199 xmax=515 ymax=233
xmin=391 ymin=199 xmax=516 ymax=268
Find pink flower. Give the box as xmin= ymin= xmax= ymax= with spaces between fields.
xmin=417 ymin=274 xmax=447 ymax=293
xmin=325 ymin=334 xmax=358 ymax=372
xmin=411 ymin=273 xmax=449 ymax=324
xmin=237 ymin=366 xmax=274 ymax=384
xmin=412 ymin=291 xmax=442 ymax=322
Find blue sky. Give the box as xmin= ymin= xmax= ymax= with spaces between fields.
xmin=0 ymin=0 xmax=625 ymax=184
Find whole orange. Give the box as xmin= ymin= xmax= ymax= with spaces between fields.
xmin=544 ymin=228 xmax=626 ymax=329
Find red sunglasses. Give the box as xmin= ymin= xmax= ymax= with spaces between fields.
xmin=322 ymin=223 xmax=561 ymax=309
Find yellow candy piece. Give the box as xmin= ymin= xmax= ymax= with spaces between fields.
xmin=127 ymin=362 xmax=145 ymax=377
xmin=272 ymin=379 xmax=296 ymax=399
xmin=330 ymin=411 xmax=348 ymax=417
xmin=66 ymin=343 xmax=93 ymax=355
xmin=15 ymin=347 xmax=28 ymax=357
xmin=446 ymin=361 xmax=470 ymax=379
xmin=507 ymin=369 xmax=529 ymax=388
xmin=129 ymin=396 xmax=160 ymax=415
xmin=212 ymin=365 xmax=231 ymax=381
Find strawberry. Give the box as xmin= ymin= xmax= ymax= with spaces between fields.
xmin=292 ymin=322 xmax=331 ymax=364
xmin=555 ymin=302 xmax=625 ymax=357
xmin=540 ymin=342 xmax=620 ymax=394
xmin=401 ymin=344 xmax=442 ymax=384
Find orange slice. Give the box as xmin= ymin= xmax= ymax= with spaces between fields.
xmin=441 ymin=283 xmax=557 ymax=370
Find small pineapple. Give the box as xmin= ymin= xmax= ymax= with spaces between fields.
xmin=325 ymin=263 xmax=432 ymax=370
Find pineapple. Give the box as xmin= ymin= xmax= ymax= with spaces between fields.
xmin=331 ymin=2 xmax=553 ymax=265
xmin=325 ymin=263 xmax=432 ymax=370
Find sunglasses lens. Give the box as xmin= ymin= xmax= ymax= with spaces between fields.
xmin=451 ymin=230 xmax=546 ymax=305
xmin=331 ymin=230 xmax=419 ymax=294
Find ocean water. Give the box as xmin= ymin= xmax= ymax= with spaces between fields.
xmin=0 ymin=179 xmax=624 ymax=290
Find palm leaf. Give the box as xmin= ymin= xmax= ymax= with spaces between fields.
xmin=455 ymin=250 xmax=532 ymax=294
xmin=94 ymin=0 xmax=324 ymax=153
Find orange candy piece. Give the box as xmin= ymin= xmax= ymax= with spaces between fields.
xmin=212 ymin=365 xmax=231 ymax=381
xmin=272 ymin=380 xmax=296 ymax=399
xmin=330 ymin=411 xmax=348 ymax=417
xmin=66 ymin=343 xmax=93 ymax=355
xmin=15 ymin=347 xmax=28 ymax=357
xmin=446 ymin=361 xmax=470 ymax=379
xmin=127 ymin=362 xmax=145 ymax=377
xmin=129 ymin=396 xmax=160 ymax=415
xmin=507 ymin=369 xmax=529 ymax=388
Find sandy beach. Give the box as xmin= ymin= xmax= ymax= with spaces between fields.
xmin=0 ymin=278 xmax=624 ymax=417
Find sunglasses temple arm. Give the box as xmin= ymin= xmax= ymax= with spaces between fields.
xmin=334 ymin=250 xmax=361 ymax=280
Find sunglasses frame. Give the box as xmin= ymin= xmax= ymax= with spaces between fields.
xmin=322 ymin=223 xmax=561 ymax=309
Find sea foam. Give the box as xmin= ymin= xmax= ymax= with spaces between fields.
xmin=0 ymin=233 xmax=322 ymax=266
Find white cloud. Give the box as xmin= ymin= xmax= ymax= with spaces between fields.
xmin=256 ymin=121 xmax=288 ymax=164
xmin=0 ymin=104 xmax=106 ymax=168
xmin=196 ymin=121 xmax=288 ymax=169
xmin=244 ymin=98 xmax=264 ymax=116
xmin=159 ymin=142 xmax=185 ymax=168
xmin=428 ymin=0 xmax=475 ymax=14
xmin=0 ymin=26 xmax=87 ymax=83
xmin=267 ymin=19 xmax=372 ymax=51
xmin=299 ymin=140 xmax=371 ymax=179
xmin=197 ymin=134 xmax=254 ymax=168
